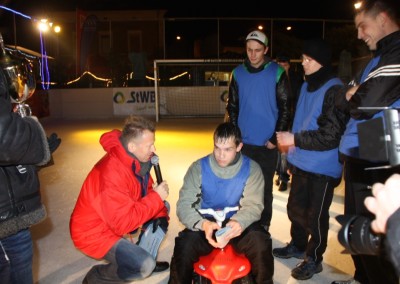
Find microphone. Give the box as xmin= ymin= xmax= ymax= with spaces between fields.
xmin=151 ymin=154 xmax=163 ymax=184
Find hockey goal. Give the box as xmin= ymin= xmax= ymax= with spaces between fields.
xmin=153 ymin=59 xmax=243 ymax=121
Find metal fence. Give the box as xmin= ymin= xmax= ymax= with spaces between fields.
xmin=36 ymin=15 xmax=368 ymax=88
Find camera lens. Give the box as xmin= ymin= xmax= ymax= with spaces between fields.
xmin=337 ymin=214 xmax=383 ymax=255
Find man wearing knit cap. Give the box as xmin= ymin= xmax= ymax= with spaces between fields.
xmin=302 ymin=39 xmax=332 ymax=67
xmin=226 ymin=30 xmax=291 ymax=238
xmin=273 ymin=38 xmax=348 ymax=280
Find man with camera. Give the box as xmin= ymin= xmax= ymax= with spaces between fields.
xmin=334 ymin=0 xmax=400 ymax=283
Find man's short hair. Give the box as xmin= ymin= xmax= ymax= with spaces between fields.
xmin=354 ymin=0 xmax=399 ymax=21
xmin=214 ymin=122 xmax=242 ymax=146
xmin=120 ymin=115 xmax=155 ymax=146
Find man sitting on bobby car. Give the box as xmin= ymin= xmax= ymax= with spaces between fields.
xmin=168 ymin=122 xmax=274 ymax=283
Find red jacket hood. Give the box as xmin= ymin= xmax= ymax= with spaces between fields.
xmin=100 ymin=129 xmax=141 ymax=175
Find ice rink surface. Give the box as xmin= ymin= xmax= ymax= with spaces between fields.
xmin=32 ymin=117 xmax=354 ymax=284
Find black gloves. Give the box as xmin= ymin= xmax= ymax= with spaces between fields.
xmin=47 ymin=133 xmax=61 ymax=153
xmin=152 ymin=217 xmax=168 ymax=233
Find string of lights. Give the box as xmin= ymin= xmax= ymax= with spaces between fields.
xmin=39 ymin=33 xmax=50 ymax=90
xmin=0 ymin=5 xmax=51 ymax=90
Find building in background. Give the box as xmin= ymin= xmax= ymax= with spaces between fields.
xmin=0 ymin=8 xmax=368 ymax=88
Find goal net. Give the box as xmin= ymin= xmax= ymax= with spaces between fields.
xmin=153 ymin=59 xmax=243 ymax=121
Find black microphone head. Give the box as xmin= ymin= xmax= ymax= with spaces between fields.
xmin=151 ymin=155 xmax=159 ymax=165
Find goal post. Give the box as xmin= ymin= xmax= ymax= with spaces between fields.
xmin=153 ymin=59 xmax=243 ymax=121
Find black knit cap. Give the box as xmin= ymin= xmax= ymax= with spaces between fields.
xmin=302 ymin=38 xmax=332 ymax=67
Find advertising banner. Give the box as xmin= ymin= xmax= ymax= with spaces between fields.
xmin=113 ymin=87 xmax=156 ymax=116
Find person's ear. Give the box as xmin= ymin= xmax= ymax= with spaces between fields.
xmin=237 ymin=142 xmax=243 ymax=152
xmin=264 ymin=47 xmax=269 ymax=55
xmin=377 ymin=11 xmax=388 ymax=27
xmin=127 ymin=141 xmax=136 ymax=153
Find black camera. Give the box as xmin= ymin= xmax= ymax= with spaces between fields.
xmin=336 ymin=214 xmax=383 ymax=255
xmin=336 ymin=108 xmax=399 ymax=256
xmin=357 ymin=108 xmax=400 ymax=168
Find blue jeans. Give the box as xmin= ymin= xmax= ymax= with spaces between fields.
xmin=84 ymin=238 xmax=156 ymax=283
xmin=0 ymin=229 xmax=33 ymax=284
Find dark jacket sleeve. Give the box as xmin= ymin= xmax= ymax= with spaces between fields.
xmin=294 ymin=85 xmax=349 ymax=151
xmin=348 ymin=46 xmax=400 ymax=120
xmin=271 ymin=72 xmax=291 ymax=145
xmin=0 ymin=94 xmax=50 ymax=166
xmin=335 ymin=70 xmax=362 ymax=114
xmin=335 ymin=86 xmax=351 ymax=114
xmin=226 ymin=71 xmax=239 ymax=126
xmin=349 ymin=74 xmax=400 ymax=120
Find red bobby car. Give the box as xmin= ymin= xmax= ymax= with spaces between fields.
xmin=192 ymin=207 xmax=255 ymax=284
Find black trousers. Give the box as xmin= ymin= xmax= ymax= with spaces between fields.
xmin=168 ymin=222 xmax=274 ymax=284
xmin=276 ymin=152 xmax=290 ymax=184
xmin=343 ymin=158 xmax=398 ymax=284
xmin=287 ymin=168 xmax=339 ymax=263
xmin=241 ymin=144 xmax=277 ymax=228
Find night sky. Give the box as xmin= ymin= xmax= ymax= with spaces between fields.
xmin=0 ymin=0 xmax=357 ymax=57
xmin=0 ymin=0 xmax=356 ymax=20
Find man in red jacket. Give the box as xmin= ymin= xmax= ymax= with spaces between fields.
xmin=70 ymin=115 xmax=170 ymax=284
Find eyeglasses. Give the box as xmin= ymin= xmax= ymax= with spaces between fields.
xmin=302 ymin=56 xmax=313 ymax=63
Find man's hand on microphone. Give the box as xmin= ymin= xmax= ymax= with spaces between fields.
xmin=153 ymin=181 xmax=169 ymax=201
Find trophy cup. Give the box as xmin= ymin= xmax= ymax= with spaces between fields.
xmin=0 ymin=33 xmax=36 ymax=117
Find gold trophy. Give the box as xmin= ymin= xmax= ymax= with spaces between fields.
xmin=0 ymin=33 xmax=36 ymax=117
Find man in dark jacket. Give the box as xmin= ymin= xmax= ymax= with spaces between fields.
xmin=226 ymin=30 xmax=290 ymax=232
xmin=333 ymin=0 xmax=400 ymax=283
xmin=273 ymin=38 xmax=347 ymax=280
xmin=0 ymin=65 xmax=56 ymax=284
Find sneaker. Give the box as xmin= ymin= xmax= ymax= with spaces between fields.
xmin=272 ymin=242 xmax=305 ymax=259
xmin=153 ymin=261 xmax=169 ymax=273
xmin=331 ymin=279 xmax=361 ymax=284
xmin=291 ymin=257 xmax=323 ymax=280
xmin=278 ymin=182 xmax=288 ymax=191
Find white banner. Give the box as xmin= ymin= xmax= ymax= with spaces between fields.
xmin=112 ymin=87 xmax=156 ymax=116
xmin=112 ymin=86 xmax=228 ymax=117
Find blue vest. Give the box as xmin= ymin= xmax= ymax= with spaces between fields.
xmin=200 ymin=155 xmax=250 ymax=219
xmin=339 ymin=55 xmax=400 ymax=157
xmin=288 ymin=78 xmax=343 ymax=178
xmin=234 ymin=63 xmax=280 ymax=146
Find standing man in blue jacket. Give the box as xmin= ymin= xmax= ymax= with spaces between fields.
xmin=273 ymin=38 xmax=347 ymax=280
xmin=226 ymin=30 xmax=291 ymax=232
